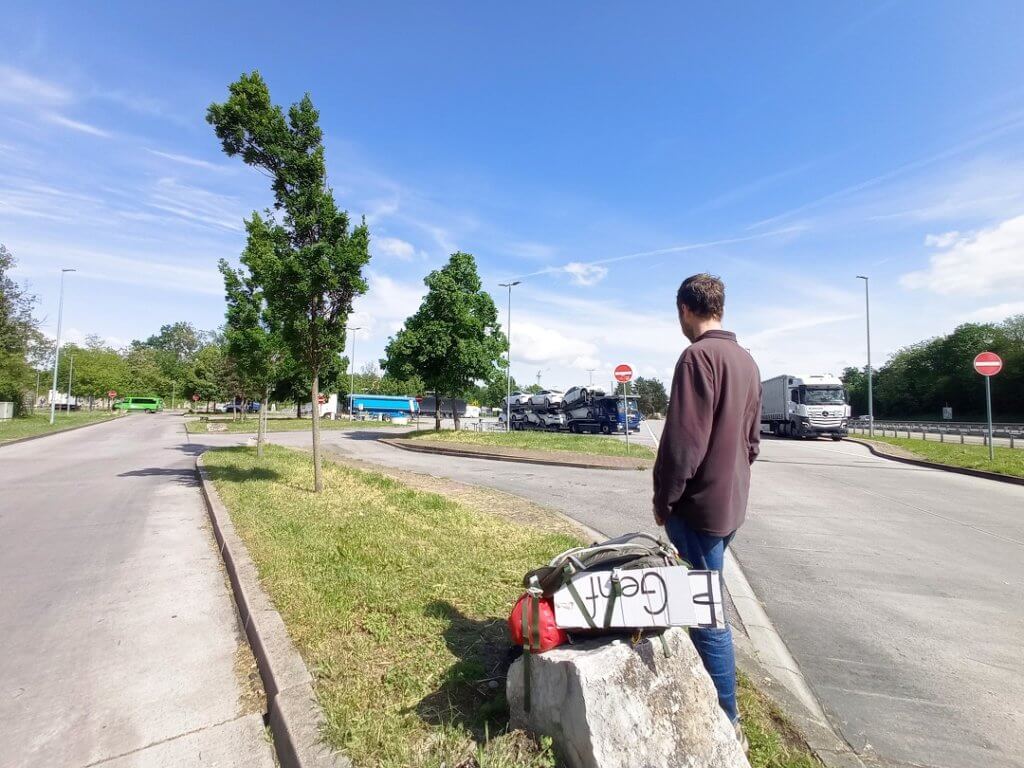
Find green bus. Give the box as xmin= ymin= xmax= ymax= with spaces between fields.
xmin=114 ymin=396 xmax=164 ymax=413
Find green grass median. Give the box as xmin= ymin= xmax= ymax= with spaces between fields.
xmin=184 ymin=417 xmax=403 ymax=434
xmin=206 ymin=444 xmax=819 ymax=768
xmin=205 ymin=444 xmax=576 ymax=766
xmin=858 ymin=436 xmax=1024 ymax=479
xmin=403 ymin=429 xmax=656 ymax=459
xmin=0 ymin=410 xmax=119 ymax=445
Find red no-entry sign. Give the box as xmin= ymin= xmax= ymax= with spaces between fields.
xmin=107 ymin=390 xmax=117 ymax=399
xmin=973 ymin=351 xmax=1003 ymax=377
xmin=614 ymin=364 xmax=634 ymax=383
xmin=192 ymin=394 xmax=200 ymax=402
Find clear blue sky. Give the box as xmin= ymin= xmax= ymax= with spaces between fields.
xmin=4 ymin=2 xmax=1024 ymax=389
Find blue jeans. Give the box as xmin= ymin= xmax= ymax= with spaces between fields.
xmin=664 ymin=515 xmax=738 ymax=724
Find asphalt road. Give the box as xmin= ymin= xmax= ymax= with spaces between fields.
xmin=197 ymin=422 xmax=1024 ymax=768
xmin=0 ymin=415 xmax=274 ymax=767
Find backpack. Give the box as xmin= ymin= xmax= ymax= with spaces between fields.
xmin=508 ymin=532 xmax=687 ymax=711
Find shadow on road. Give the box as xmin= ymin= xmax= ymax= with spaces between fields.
xmin=415 ymin=600 xmax=517 ymax=738
xmin=117 ymin=466 xmax=200 ymax=486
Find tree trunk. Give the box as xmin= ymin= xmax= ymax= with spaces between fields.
xmin=311 ymin=373 xmax=323 ymax=493
xmin=434 ymin=396 xmax=441 ymax=431
xmin=257 ymin=389 xmax=269 ymax=459
xmin=453 ymin=396 xmax=461 ymax=431
xmin=296 ymin=401 xmax=302 ymax=419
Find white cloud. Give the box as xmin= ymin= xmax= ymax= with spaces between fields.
xmin=146 ymin=149 xmax=226 ymax=171
xmin=963 ymin=301 xmax=1024 ymax=322
xmin=147 ymin=177 xmax=245 ymax=231
xmin=563 ymin=262 xmax=608 ymax=286
xmin=373 ymin=236 xmax=418 ymax=261
xmin=43 ymin=112 xmax=111 ymax=138
xmin=570 ymin=356 xmax=601 ymax=371
xmin=0 ymin=66 xmax=71 ymax=106
xmin=902 ymin=214 xmax=1024 ymax=296
xmin=510 ymin=320 xmax=600 ymax=367
xmin=743 ymin=313 xmax=860 ymax=348
xmin=924 ymin=231 xmax=960 ymax=248
xmin=349 ymin=271 xmax=426 ymax=337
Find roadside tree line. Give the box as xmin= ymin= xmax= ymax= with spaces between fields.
xmin=842 ymin=314 xmax=1024 ymax=421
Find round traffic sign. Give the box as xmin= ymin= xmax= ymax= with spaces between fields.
xmin=614 ymin=363 xmax=634 ymax=383
xmin=973 ymin=351 xmax=1003 ymax=377
xmin=192 ymin=394 xmax=201 ymax=402
xmin=317 ymin=394 xmax=327 ymax=405
xmin=107 ymin=390 xmax=117 ymax=398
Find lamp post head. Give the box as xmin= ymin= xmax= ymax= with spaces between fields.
xmin=62 ymin=268 xmax=76 ymax=273
xmin=499 ymin=281 xmax=521 ymax=288
xmin=856 ymin=275 xmax=868 ymax=281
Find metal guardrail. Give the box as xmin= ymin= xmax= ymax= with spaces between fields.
xmin=849 ymin=422 xmax=1023 ymax=449
xmin=869 ymin=421 xmax=1024 ymax=439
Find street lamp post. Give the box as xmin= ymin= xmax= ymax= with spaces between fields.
xmin=499 ymin=281 xmax=520 ymax=431
xmin=856 ymin=275 xmax=874 ymax=437
xmin=346 ymin=326 xmax=362 ymax=416
xmin=49 ymin=268 xmax=76 ymax=425
xmin=587 ymin=368 xmax=597 ymax=387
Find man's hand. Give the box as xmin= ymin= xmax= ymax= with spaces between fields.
xmin=653 ymin=507 xmax=665 ymax=527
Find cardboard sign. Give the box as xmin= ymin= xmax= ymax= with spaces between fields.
xmin=552 ymin=566 xmax=723 ymax=630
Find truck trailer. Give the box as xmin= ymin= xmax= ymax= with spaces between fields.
xmin=761 ymin=373 xmax=849 ymax=440
xmin=503 ymin=387 xmax=641 ymax=433
xmin=350 ymin=394 xmax=420 ymax=421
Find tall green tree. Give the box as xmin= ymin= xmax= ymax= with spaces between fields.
xmin=121 ymin=346 xmax=170 ymax=399
xmin=184 ymin=340 xmax=238 ymax=411
xmin=383 ymin=252 xmax=506 ymax=430
xmin=208 ymin=72 xmax=371 ymax=491
xmin=220 ymin=252 xmax=285 ymax=457
xmin=0 ymin=244 xmax=43 ymax=414
xmin=140 ymin=321 xmax=205 ymax=398
xmin=55 ymin=342 xmax=125 ymax=409
xmin=634 ymin=376 xmax=668 ymax=417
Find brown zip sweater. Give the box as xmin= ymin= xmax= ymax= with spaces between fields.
xmin=653 ymin=330 xmax=762 ymax=536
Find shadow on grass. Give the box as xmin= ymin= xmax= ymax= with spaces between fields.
xmin=415 ymin=600 xmax=520 ymax=738
xmin=202 ymin=463 xmax=282 ymax=484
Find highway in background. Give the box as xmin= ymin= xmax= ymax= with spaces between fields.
xmin=194 ymin=422 xmax=1024 ymax=768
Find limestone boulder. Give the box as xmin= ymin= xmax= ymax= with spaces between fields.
xmin=507 ymin=628 xmax=749 ymax=768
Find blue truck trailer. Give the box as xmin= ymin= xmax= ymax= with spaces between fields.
xmin=350 ymin=394 xmax=420 ymax=421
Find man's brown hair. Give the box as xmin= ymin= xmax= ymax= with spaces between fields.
xmin=676 ymin=273 xmax=725 ymax=319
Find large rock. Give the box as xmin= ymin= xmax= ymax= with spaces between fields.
xmin=507 ymin=628 xmax=749 ymax=768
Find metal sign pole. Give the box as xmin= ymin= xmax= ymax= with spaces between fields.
xmin=623 ymin=380 xmax=629 ymax=454
xmin=985 ymin=375 xmax=994 ymax=461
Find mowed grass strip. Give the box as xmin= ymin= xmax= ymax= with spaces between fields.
xmin=0 ymin=410 xmax=119 ymax=444
xmin=204 ymin=444 xmax=575 ymax=767
xmin=184 ymin=417 xmax=402 ymax=434
xmin=737 ymin=672 xmax=822 ymax=768
xmin=860 ymin=436 xmax=1024 ymax=479
xmin=207 ymin=445 xmax=821 ymax=768
xmin=404 ymin=429 xmax=656 ymax=459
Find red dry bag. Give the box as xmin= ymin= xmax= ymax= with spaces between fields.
xmin=508 ymin=592 xmax=566 ymax=653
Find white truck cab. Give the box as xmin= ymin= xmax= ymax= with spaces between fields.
xmin=761 ymin=373 xmax=850 ymax=440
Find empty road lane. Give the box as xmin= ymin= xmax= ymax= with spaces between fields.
xmin=0 ymin=414 xmax=274 ymax=768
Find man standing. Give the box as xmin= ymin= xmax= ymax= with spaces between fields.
xmin=653 ymin=273 xmax=761 ymax=741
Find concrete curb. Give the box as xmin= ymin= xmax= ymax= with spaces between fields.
xmin=0 ymin=413 xmax=123 ymax=448
xmin=380 ymin=437 xmax=652 ymax=471
xmin=195 ymin=454 xmax=349 ymax=768
xmin=846 ymin=437 xmax=1024 ymax=486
